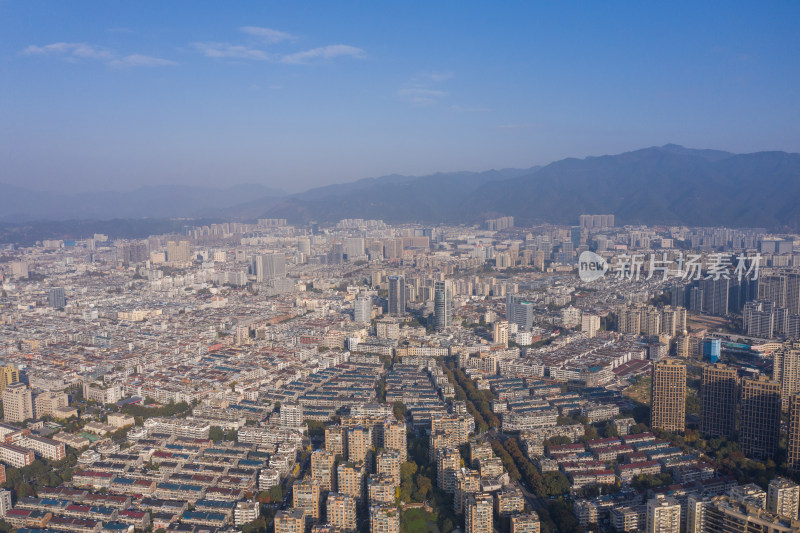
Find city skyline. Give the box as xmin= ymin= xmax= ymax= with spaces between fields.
xmin=2 ymin=2 xmax=800 ymax=193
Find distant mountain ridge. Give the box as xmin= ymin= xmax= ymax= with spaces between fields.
xmin=256 ymin=145 xmax=800 ymax=230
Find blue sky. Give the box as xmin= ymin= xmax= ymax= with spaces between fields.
xmin=2 ymin=1 xmax=799 ymax=193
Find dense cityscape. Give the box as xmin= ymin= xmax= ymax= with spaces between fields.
xmin=0 ymin=216 xmax=797 ymax=533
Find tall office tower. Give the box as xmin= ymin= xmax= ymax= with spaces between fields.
xmin=281 ymin=403 xmax=303 ymax=428
xmin=253 ymin=252 xmax=286 ymax=282
xmin=166 ymin=240 xmax=191 ymax=263
xmin=787 ymin=393 xmax=800 ymax=472
xmin=773 ymin=341 xmax=800 ymax=411
xmin=274 ymin=509 xmax=307 ymax=533
xmin=387 ymin=276 xmax=405 ymax=315
xmin=0 ymin=365 xmax=20 ymax=393
xmin=368 ymin=474 xmax=395 ymax=505
xmin=454 ymin=468 xmax=481 ymax=514
xmin=381 ymin=419 xmax=407 ymax=461
xmin=740 ymin=375 xmax=781 ymax=460
xmin=650 ymin=359 xmax=687 ymax=433
xmin=369 ymin=504 xmax=400 ymax=533
xmin=346 ymin=426 xmax=370 ymax=464
xmin=376 ymin=450 xmax=402 ymax=486
xmin=701 ymin=364 xmax=738 ymax=439
xmin=510 ymin=513 xmax=541 ymax=533
xmin=337 ymin=462 xmax=365 ymax=501
xmin=292 ymin=478 xmax=321 ymax=522
xmin=48 ymin=287 xmax=66 ymax=308
xmin=646 ymin=495 xmax=681 ymax=533
xmin=311 ymin=450 xmax=336 ymax=492
xmin=436 ymin=447 xmax=461 ymax=493
xmin=493 ymin=321 xmax=509 ymax=347
xmin=767 ymin=478 xmax=800 ymax=520
xmin=434 ymin=280 xmax=454 ymax=331
xmin=326 ymin=492 xmax=357 ymax=531
xmin=2 ymin=382 xmax=33 ymax=422
xmin=506 ymin=294 xmax=533 ymax=331
xmin=465 ymin=493 xmax=494 ymax=533
xmin=354 ymin=294 xmax=371 ymax=324
xmin=325 ymin=425 xmax=345 ymax=457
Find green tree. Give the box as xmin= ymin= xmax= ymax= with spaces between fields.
xmin=209 ymin=426 xmax=224 ymax=442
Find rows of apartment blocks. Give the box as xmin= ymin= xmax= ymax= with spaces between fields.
xmin=573 ymin=477 xmax=800 ymax=533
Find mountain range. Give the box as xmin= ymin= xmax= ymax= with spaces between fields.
xmin=3 ymin=144 xmax=800 ymax=233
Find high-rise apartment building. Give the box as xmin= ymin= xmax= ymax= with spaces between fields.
xmin=326 ymin=492 xmax=357 ymax=531
xmin=773 ymin=341 xmax=800 ymax=411
xmin=354 ymin=293 xmax=371 ymax=324
xmin=701 ymin=363 xmax=738 ymax=439
xmin=650 ymin=359 xmax=686 ymax=433
xmin=48 ymin=287 xmax=66 ymax=308
xmin=434 ymin=280 xmax=454 ymax=331
xmin=292 ymin=478 xmax=321 ymax=522
xmin=704 ymin=495 xmax=799 ymax=533
xmin=166 ymin=240 xmax=191 ymax=263
xmin=646 ymin=495 xmax=681 ymax=533
xmin=454 ymin=468 xmax=481 ymax=514
xmin=388 ymin=276 xmax=405 ymax=316
xmin=376 ymin=450 xmax=402 ymax=486
xmin=436 ymin=447 xmax=461 ymax=493
xmin=253 ymin=252 xmax=286 ymax=282
xmin=381 ymin=418 xmax=407 ymax=461
xmin=311 ymin=450 xmax=336 ymax=492
xmin=788 ymin=393 xmax=800 ymax=472
xmin=2 ymin=382 xmax=33 ymax=422
xmin=281 ymin=403 xmax=303 ymax=428
xmin=346 ymin=426 xmax=371 ymax=464
xmin=0 ymin=365 xmax=20 ymax=393
xmin=368 ymin=473 xmax=395 ymax=505
xmin=465 ymin=493 xmax=493 ymax=533
xmin=493 ymin=321 xmax=509 ymax=347
xmin=325 ymin=425 xmax=345 ymax=457
xmin=581 ymin=314 xmax=600 ymax=338
xmin=369 ymin=504 xmax=399 ymax=533
xmin=337 ymin=462 xmax=365 ymax=502
xmin=510 ymin=513 xmax=541 ymax=533
xmin=767 ymin=477 xmax=800 ymax=520
xmin=506 ymin=294 xmax=533 ymax=331
xmin=740 ymin=375 xmax=781 ymax=460
xmin=274 ymin=509 xmax=307 ymax=533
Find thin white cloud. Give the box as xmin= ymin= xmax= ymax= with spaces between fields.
xmin=22 ymin=42 xmax=114 ymax=60
xmin=240 ymin=26 xmax=295 ymax=43
xmin=109 ymin=54 xmax=177 ymax=68
xmin=281 ymin=44 xmax=365 ymax=64
xmin=191 ymin=42 xmax=270 ymax=60
xmin=21 ymin=42 xmax=176 ymax=68
xmin=427 ymin=71 xmax=455 ymax=82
